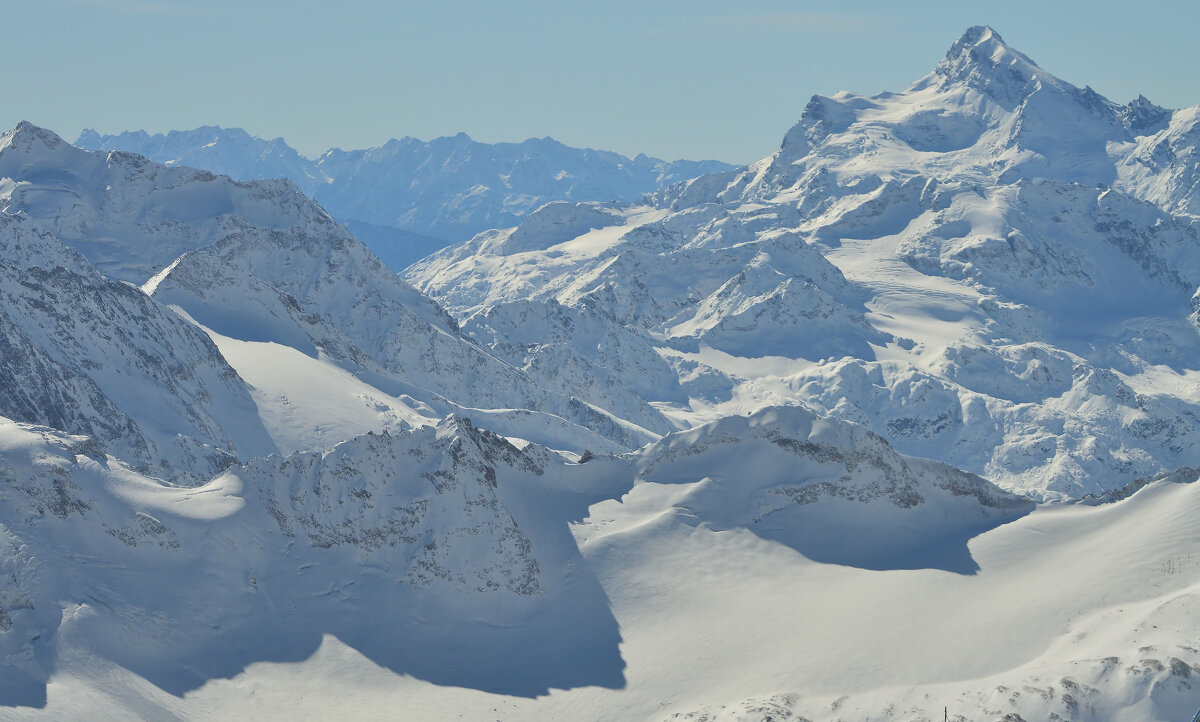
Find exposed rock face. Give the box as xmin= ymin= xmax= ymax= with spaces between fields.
xmin=0 ymin=212 xmax=274 ymax=482
xmin=0 ymin=413 xmax=625 ymax=703
xmin=243 ymin=417 xmax=547 ymax=595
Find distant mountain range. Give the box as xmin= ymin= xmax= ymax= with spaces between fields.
xmin=75 ymin=127 xmax=735 ymax=268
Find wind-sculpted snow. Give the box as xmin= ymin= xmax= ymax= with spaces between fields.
xmin=0 ymin=213 xmax=275 ymax=483
xmin=0 ymin=401 xmax=1038 ymax=708
xmin=75 ymin=125 xmax=736 ymax=259
xmin=412 ymin=26 xmax=1200 ymax=498
xmin=564 ymin=435 xmax=1200 ymax=722
xmin=0 ymin=414 xmax=630 ymax=706
xmin=631 ymin=406 xmax=1033 ymax=573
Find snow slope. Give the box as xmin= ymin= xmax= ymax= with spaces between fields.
xmin=5 ymin=408 xmax=1197 ymax=721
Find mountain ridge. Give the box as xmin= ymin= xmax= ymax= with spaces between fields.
xmin=2 ymin=120 xmax=676 ymax=458
xmin=410 ymin=26 xmax=1200 ymax=499
xmin=74 ymin=125 xmax=737 ymax=266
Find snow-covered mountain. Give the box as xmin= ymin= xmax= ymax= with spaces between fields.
xmin=0 ymin=203 xmax=274 ymax=483
xmin=0 ymin=121 xmax=667 ymax=455
xmin=0 ymin=413 xmax=630 ymax=706
xmin=75 ymin=126 xmax=735 ymax=267
xmin=3 ymin=25 xmax=1200 ymax=722
xmin=411 ymin=26 xmax=1200 ymax=500
xmin=1 ymin=122 xmax=331 ymax=284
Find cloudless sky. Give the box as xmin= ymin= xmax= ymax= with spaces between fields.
xmin=7 ymin=0 xmax=1200 ymax=164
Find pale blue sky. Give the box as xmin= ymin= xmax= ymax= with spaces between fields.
xmin=8 ymin=1 xmax=1198 ymax=163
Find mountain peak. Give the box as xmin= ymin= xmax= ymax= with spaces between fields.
xmin=948 ymin=26 xmax=1008 ymax=55
xmin=935 ymin=26 xmax=1045 ymax=104
xmin=1119 ymin=93 xmax=1172 ymax=134
xmin=76 ymin=128 xmax=105 ymax=148
xmin=1 ymin=121 xmax=68 ymax=154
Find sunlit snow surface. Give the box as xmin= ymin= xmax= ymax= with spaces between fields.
xmin=2 ymin=25 xmax=1200 ymax=722
xmin=410 ymin=26 xmax=1200 ymax=501
xmin=4 ymin=415 xmax=1197 ymax=721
